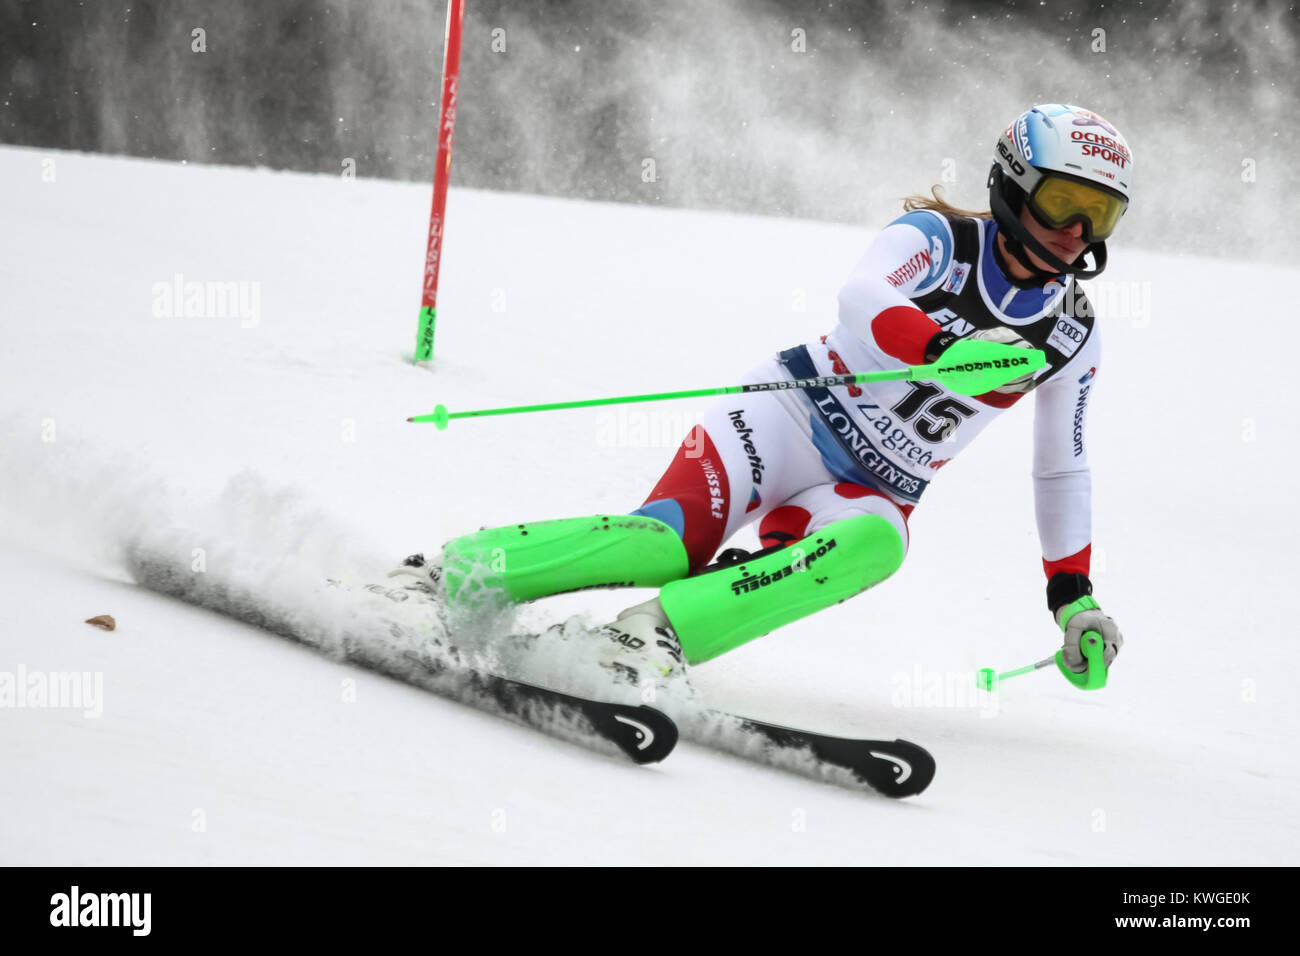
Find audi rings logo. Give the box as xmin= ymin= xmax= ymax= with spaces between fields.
xmin=1056 ymin=318 xmax=1084 ymax=343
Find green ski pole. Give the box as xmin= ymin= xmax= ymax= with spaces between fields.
xmin=976 ymin=630 xmax=1109 ymax=691
xmin=409 ymin=340 xmax=1047 ymax=429
xmin=975 ymin=657 xmax=1055 ymax=691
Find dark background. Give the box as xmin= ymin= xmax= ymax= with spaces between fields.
xmin=4 ymin=0 xmax=1297 ymax=256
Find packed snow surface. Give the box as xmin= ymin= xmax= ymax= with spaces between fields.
xmin=1 ymin=146 xmax=1295 ymax=864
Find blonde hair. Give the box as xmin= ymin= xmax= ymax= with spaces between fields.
xmin=901 ymin=185 xmax=992 ymax=220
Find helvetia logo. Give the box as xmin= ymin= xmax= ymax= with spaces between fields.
xmin=49 ymin=886 xmax=151 ymax=936
xmin=728 ymin=409 xmax=765 ymax=484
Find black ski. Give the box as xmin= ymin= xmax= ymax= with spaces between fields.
xmin=735 ymin=717 xmax=934 ymax=797
xmin=318 ymin=562 xmax=934 ymax=789
xmin=431 ymin=663 xmax=678 ymax=765
xmin=331 ymin=573 xmax=928 ymax=788
xmin=685 ymin=711 xmax=936 ymax=798
xmin=124 ymin=543 xmax=677 ymax=765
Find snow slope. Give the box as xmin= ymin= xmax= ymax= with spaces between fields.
xmin=1 ymin=145 xmax=1296 ymax=864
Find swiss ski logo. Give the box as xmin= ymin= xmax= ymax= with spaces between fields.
xmin=942 ymin=261 xmax=971 ymax=294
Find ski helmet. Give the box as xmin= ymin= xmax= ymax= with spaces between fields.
xmin=987 ymin=104 xmax=1133 ymax=281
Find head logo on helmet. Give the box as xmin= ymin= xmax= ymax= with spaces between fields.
xmin=987 ymin=104 xmax=1134 ymax=283
xmin=1015 ymin=115 xmax=1033 ymax=160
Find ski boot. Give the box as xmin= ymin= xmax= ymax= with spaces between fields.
xmin=385 ymin=552 xmax=445 ymax=604
xmin=597 ymin=597 xmax=687 ymax=686
xmin=363 ymin=552 xmax=448 ymax=640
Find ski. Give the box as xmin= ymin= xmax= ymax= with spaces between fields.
xmin=123 ymin=543 xmax=677 ymax=765
xmin=330 ymin=570 xmax=933 ymax=793
xmin=337 ymin=569 xmax=932 ymax=793
xmin=686 ymin=713 xmax=935 ymax=798
xmin=126 ymin=542 xmax=941 ymax=784
xmin=405 ymin=654 xmax=677 ymax=765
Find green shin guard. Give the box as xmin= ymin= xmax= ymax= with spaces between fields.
xmin=442 ymin=514 xmax=690 ymax=608
xmin=659 ymin=515 xmax=905 ymax=665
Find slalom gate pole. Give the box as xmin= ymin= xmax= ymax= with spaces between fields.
xmin=413 ymin=0 xmax=466 ymax=363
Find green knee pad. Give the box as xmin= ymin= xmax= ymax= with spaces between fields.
xmin=442 ymin=514 xmax=690 ymax=608
xmin=659 ymin=514 xmax=905 ymax=664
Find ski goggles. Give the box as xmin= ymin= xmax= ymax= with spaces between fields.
xmin=1026 ymin=174 xmax=1128 ymax=242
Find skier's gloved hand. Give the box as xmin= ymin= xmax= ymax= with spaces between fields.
xmin=1057 ymin=600 xmax=1123 ymax=672
xmin=1047 ymin=572 xmax=1123 ymax=673
xmin=924 ymin=326 xmax=1038 ymax=393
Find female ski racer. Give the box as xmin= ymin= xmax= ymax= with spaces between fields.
xmin=411 ymin=103 xmax=1130 ymax=688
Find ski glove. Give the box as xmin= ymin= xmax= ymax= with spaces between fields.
xmin=1056 ymin=598 xmax=1123 ymax=672
xmin=1047 ymin=573 xmax=1122 ymax=673
xmin=924 ymin=326 xmax=1038 ymax=393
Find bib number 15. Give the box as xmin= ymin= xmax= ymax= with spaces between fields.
xmin=891 ymin=382 xmax=974 ymax=442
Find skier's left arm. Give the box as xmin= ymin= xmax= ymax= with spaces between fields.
xmin=1032 ymin=326 xmax=1124 ymax=674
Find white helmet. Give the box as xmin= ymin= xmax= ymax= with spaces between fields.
xmin=988 ymin=104 xmax=1134 ymax=280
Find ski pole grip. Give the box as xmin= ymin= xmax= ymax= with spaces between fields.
xmin=1055 ymin=629 xmax=1108 ymax=690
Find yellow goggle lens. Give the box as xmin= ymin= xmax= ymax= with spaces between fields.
xmin=1030 ymin=176 xmax=1126 ymax=240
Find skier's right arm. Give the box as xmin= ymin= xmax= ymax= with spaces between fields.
xmin=838 ymin=211 xmax=957 ymax=364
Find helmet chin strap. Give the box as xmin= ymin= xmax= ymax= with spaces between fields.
xmin=998 ymin=230 xmax=1108 ymax=287
xmin=989 ymin=167 xmax=1109 ymax=283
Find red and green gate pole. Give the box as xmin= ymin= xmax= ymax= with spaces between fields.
xmin=414 ymin=0 xmax=466 ymax=362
